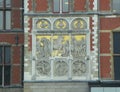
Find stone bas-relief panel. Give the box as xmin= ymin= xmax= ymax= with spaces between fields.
xmin=52 ymin=35 xmax=70 ymax=57
xmin=71 ymin=35 xmax=86 ymax=58
xmin=36 ymin=35 xmax=51 ymax=58
xmin=35 ymin=34 xmax=88 ymax=80
xmin=54 ymin=59 xmax=68 ymax=77
xmin=36 ymin=59 xmax=51 ymax=76
xmin=72 ymin=59 xmax=87 ymax=76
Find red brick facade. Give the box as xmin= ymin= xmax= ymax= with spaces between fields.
xmin=12 ymin=66 xmax=21 ymax=84
xmin=0 ymin=0 xmax=24 ymax=87
xmin=99 ymin=0 xmax=120 ymax=80
xmin=100 ymin=17 xmax=120 ymax=30
xmin=12 ymin=10 xmax=22 ymax=29
xmin=12 ymin=0 xmax=22 ymax=8
xmin=100 ymin=16 xmax=120 ymax=79
xmin=100 ymin=56 xmax=111 ymax=78
xmin=0 ymin=34 xmax=24 ymax=45
xmin=12 ymin=46 xmax=21 ymax=64
xmin=74 ymin=0 xmax=86 ymax=11
xmin=0 ymin=33 xmax=24 ymax=86
xmin=100 ymin=0 xmax=110 ymax=11
xmin=35 ymin=0 xmax=48 ymax=12
xmin=100 ymin=32 xmax=111 ymax=54
xmin=12 ymin=0 xmax=23 ymax=29
xmin=29 ymin=0 xmax=90 ymax=12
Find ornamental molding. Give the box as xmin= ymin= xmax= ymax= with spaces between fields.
xmin=33 ymin=17 xmax=89 ymax=31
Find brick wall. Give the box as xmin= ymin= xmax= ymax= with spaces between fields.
xmin=35 ymin=0 xmax=48 ymax=12
xmin=100 ymin=32 xmax=111 ymax=79
xmin=28 ymin=0 xmax=93 ymax=12
xmin=100 ymin=56 xmax=111 ymax=78
xmin=100 ymin=17 xmax=120 ymax=30
xmin=74 ymin=0 xmax=86 ymax=11
xmin=12 ymin=0 xmax=23 ymax=29
xmin=12 ymin=66 xmax=21 ymax=84
xmin=0 ymin=33 xmax=24 ymax=85
xmin=12 ymin=46 xmax=22 ymax=85
xmin=12 ymin=0 xmax=22 ymax=8
xmin=100 ymin=32 xmax=110 ymax=54
xmin=100 ymin=17 xmax=120 ymax=79
xmin=99 ymin=0 xmax=110 ymax=11
xmin=0 ymin=33 xmax=24 ymax=45
xmin=12 ymin=10 xmax=22 ymax=29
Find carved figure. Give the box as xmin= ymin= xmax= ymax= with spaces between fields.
xmin=36 ymin=60 xmax=50 ymax=76
xmin=53 ymin=36 xmax=69 ymax=56
xmin=71 ymin=37 xmax=86 ymax=57
xmin=36 ymin=38 xmax=51 ymax=58
xmin=54 ymin=61 xmax=68 ymax=76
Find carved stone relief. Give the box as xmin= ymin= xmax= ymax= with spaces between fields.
xmin=54 ymin=60 xmax=68 ymax=76
xmin=53 ymin=19 xmax=69 ymax=30
xmin=71 ymin=35 xmax=86 ymax=58
xmin=36 ymin=59 xmax=51 ymax=76
xmin=72 ymin=59 xmax=87 ymax=76
xmin=71 ymin=18 xmax=87 ymax=30
xmin=36 ymin=19 xmax=51 ymax=30
xmin=53 ymin=35 xmax=69 ymax=57
xmin=34 ymin=17 xmax=89 ymax=79
xmin=36 ymin=34 xmax=87 ymax=78
xmin=36 ymin=37 xmax=51 ymax=58
xmin=34 ymin=17 xmax=88 ymax=31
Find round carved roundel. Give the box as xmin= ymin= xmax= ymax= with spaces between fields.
xmin=54 ymin=19 xmax=68 ymax=30
xmin=36 ymin=60 xmax=51 ymax=76
xmin=36 ymin=19 xmax=51 ymax=29
xmin=72 ymin=60 xmax=87 ymax=76
xmin=72 ymin=18 xmax=87 ymax=30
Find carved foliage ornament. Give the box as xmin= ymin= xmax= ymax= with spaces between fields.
xmin=72 ymin=18 xmax=87 ymax=30
xmin=72 ymin=60 xmax=87 ymax=76
xmin=35 ymin=18 xmax=88 ymax=30
xmin=54 ymin=19 xmax=68 ymax=30
xmin=36 ymin=19 xmax=51 ymax=29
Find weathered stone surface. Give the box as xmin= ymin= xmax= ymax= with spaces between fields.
xmin=24 ymin=82 xmax=89 ymax=92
